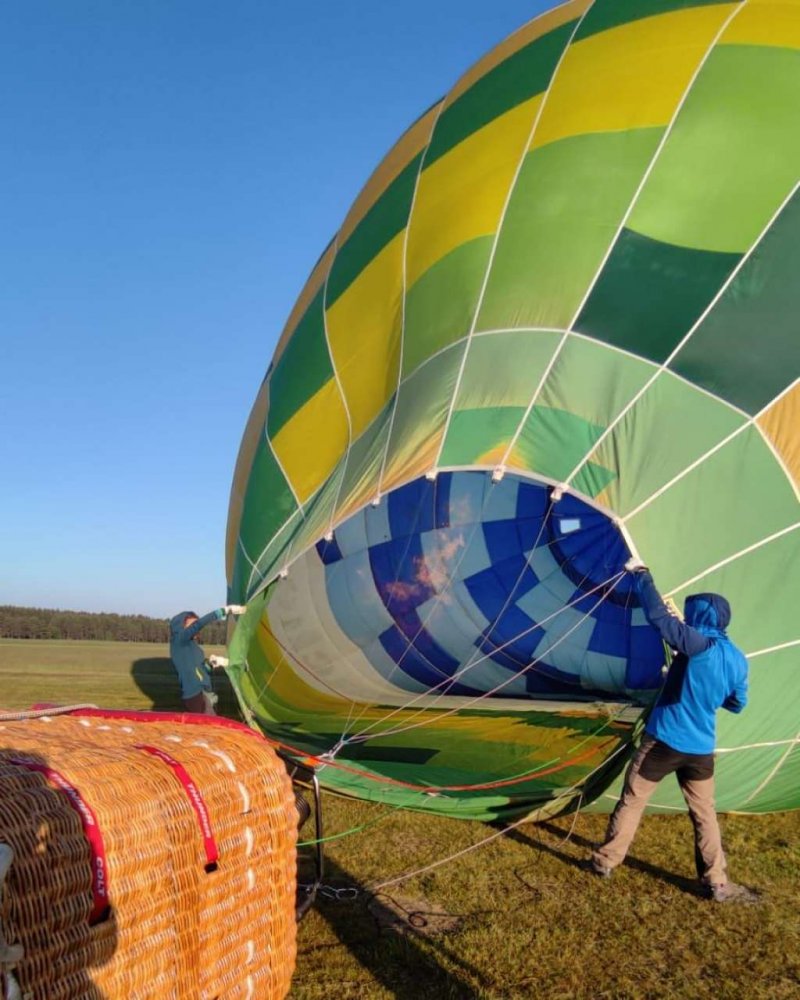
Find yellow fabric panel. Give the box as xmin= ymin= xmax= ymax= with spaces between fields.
xmin=381 ymin=429 xmax=444 ymax=496
xmin=271 ymin=378 xmax=349 ymax=503
xmin=326 ymin=231 xmax=405 ymax=437
xmin=447 ymin=0 xmax=591 ymax=104
xmin=272 ymin=240 xmax=336 ymax=366
xmin=256 ymin=616 xmax=345 ymax=713
xmin=226 ymin=380 xmax=269 ymax=582
xmin=474 ymin=444 xmax=512 ymax=467
xmin=757 ymin=382 xmax=800 ymax=490
xmin=338 ymin=103 xmax=441 ymax=246
xmin=720 ymin=0 xmax=800 ymax=50
xmin=531 ymin=4 xmax=737 ymax=150
xmin=406 ymin=96 xmax=542 ymax=287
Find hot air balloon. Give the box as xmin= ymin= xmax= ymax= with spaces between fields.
xmin=225 ymin=0 xmax=800 ymax=822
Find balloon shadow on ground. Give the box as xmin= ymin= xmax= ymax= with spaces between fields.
xmin=505 ymin=820 xmax=704 ymax=897
xmin=130 ymin=658 xmax=239 ymax=717
xmin=300 ymin=854 xmax=489 ymax=999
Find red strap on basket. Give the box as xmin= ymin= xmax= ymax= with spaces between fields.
xmin=8 ymin=759 xmax=110 ymax=924
xmin=134 ymin=745 xmax=219 ymax=868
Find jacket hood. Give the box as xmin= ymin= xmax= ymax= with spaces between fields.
xmin=170 ymin=611 xmax=197 ymax=636
xmin=684 ymin=593 xmax=730 ymax=634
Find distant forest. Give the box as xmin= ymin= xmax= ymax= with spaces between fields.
xmin=0 ymin=606 xmax=227 ymax=644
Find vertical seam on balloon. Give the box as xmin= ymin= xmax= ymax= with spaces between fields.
xmin=246 ymin=503 xmax=307 ymax=596
xmin=266 ymin=548 xmax=404 ymax=712
xmin=741 ymin=730 xmax=800 ymax=806
xmin=237 ymin=538 xmax=257 ymax=571
xmin=319 ymin=234 xmax=354 ymax=538
xmin=249 ymin=323 xmax=573 ymax=583
xmin=561 ymin=177 xmax=798 ymax=491
xmin=242 ymin=423 xmax=306 ymax=594
xmin=430 ymin=3 xmax=595 ymax=474
xmin=497 ymin=0 xmax=750 ymax=475
xmin=376 ymin=99 xmax=447 ymax=500
xmin=664 ymin=522 xmax=800 ymax=597
xmin=620 ymin=381 xmax=800 ymax=524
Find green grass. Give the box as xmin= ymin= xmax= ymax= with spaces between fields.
xmin=2 ymin=639 xmax=799 ymax=999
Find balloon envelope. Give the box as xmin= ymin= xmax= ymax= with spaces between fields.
xmin=227 ymin=0 xmax=800 ymax=820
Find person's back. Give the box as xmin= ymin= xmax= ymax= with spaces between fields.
xmin=591 ymin=568 xmax=753 ymax=902
xmin=646 ymin=592 xmax=748 ymax=756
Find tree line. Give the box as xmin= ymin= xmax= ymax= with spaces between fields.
xmin=0 ymin=606 xmax=227 ymax=644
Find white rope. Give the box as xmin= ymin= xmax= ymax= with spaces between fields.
xmin=342 ymin=486 xmax=557 ymax=744
xmin=367 ymin=742 xmax=629 ymax=893
xmin=342 ymin=527 xmax=603 ymax=745
xmin=347 ymin=570 xmax=625 ymax=746
xmin=0 ymin=704 xmax=98 ymax=722
xmin=432 ymin=4 xmax=594 ymax=474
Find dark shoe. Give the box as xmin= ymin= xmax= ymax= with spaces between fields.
xmin=588 ymin=858 xmax=613 ymax=878
xmin=709 ymin=882 xmax=759 ymax=904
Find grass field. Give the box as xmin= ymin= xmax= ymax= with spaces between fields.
xmin=2 ymin=639 xmax=799 ymax=999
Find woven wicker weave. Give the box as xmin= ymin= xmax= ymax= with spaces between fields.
xmin=0 ymin=711 xmax=297 ymax=999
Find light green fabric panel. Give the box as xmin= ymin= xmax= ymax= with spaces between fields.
xmin=402 ymin=236 xmax=494 ymax=377
xmin=627 ymin=426 xmax=799 ymax=594
xmin=383 ymin=345 xmax=463 ymax=483
xmin=576 ymin=371 xmax=747 ymax=514
xmin=668 ymin=529 xmax=800 ymax=656
xmin=743 ymin=745 xmax=800 ymax=813
xmin=476 ymin=128 xmax=662 ymax=332
xmin=629 ymin=45 xmax=800 ymax=254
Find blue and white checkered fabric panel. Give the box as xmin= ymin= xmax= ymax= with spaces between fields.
xmin=316 ymin=471 xmax=665 ymax=699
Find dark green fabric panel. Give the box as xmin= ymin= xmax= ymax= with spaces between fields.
xmin=267 ymin=288 xmax=332 ymax=438
xmin=575 ymin=228 xmax=741 ymax=363
xmin=574 ymin=0 xmax=733 ymax=41
xmin=670 ymin=190 xmax=800 ymax=414
xmin=238 ymin=437 xmax=298 ymax=581
xmin=426 ymin=20 xmax=576 ymax=168
xmin=326 ymin=155 xmax=422 ymax=306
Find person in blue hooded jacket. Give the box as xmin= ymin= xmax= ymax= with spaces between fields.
xmin=169 ymin=605 xmax=245 ymax=713
xmin=591 ymin=561 xmax=751 ymax=902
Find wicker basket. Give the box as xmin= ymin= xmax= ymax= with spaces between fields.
xmin=0 ymin=710 xmax=297 ymax=999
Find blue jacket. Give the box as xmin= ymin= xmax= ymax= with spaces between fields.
xmin=169 ymin=608 xmax=225 ymax=698
xmin=635 ymin=572 xmax=748 ymax=755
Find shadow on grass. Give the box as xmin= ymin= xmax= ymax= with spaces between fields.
xmin=506 ymin=820 xmax=704 ymax=897
xmin=130 ymin=658 xmax=239 ymax=717
xmin=308 ymin=855 xmax=488 ymax=999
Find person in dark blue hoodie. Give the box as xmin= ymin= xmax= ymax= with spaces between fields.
xmin=169 ymin=606 xmax=245 ymax=713
xmin=591 ymin=561 xmax=751 ymax=902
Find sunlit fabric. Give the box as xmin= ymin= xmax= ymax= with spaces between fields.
xmin=226 ymin=0 xmax=800 ymax=820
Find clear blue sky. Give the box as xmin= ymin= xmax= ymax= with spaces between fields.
xmin=1 ymin=0 xmax=550 ymax=618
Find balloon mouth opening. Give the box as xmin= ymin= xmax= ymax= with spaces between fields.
xmin=263 ymin=469 xmax=665 ymax=707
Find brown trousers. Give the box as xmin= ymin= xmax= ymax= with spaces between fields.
xmin=182 ymin=691 xmax=216 ymax=715
xmin=592 ymin=736 xmax=727 ymax=885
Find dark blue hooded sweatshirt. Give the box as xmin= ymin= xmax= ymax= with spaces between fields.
xmin=635 ymin=572 xmax=748 ymax=755
xmin=169 ymin=608 xmax=225 ymax=699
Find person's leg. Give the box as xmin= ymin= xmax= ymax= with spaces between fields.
xmin=676 ymin=757 xmax=726 ymax=887
xmin=592 ymin=737 xmax=663 ymax=872
xmin=182 ymin=691 xmax=206 ymax=713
